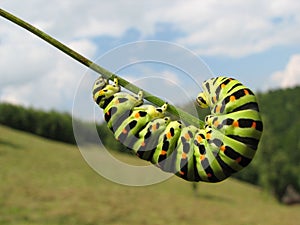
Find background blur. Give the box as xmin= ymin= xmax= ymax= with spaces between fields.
xmin=1 ymin=0 xmax=300 ymax=118
xmin=1 ymin=1 xmax=300 ymax=225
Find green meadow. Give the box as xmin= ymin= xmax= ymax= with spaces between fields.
xmin=0 ymin=125 xmax=299 ymax=225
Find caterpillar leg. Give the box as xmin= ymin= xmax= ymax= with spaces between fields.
xmin=133 ymin=102 xmax=168 ymax=118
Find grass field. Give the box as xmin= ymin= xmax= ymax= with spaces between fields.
xmin=0 ymin=125 xmax=299 ymax=225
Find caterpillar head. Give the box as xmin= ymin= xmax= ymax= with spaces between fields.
xmin=93 ymin=77 xmax=120 ymax=103
xmin=196 ymin=92 xmax=209 ymax=108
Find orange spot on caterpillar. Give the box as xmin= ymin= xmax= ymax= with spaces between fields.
xmin=106 ymin=111 xmax=110 ymax=116
xmin=232 ymin=120 xmax=239 ymax=127
xmin=236 ymin=157 xmax=242 ymax=163
xmin=182 ymin=152 xmax=187 ymax=159
xmin=213 ymin=120 xmax=219 ymax=127
xmin=206 ymin=133 xmax=212 ymax=140
xmin=197 ymin=135 xmax=203 ymax=143
xmin=244 ymin=89 xmax=249 ymax=95
xmin=213 ymin=96 xmax=217 ymax=103
xmin=220 ymin=145 xmax=226 ymax=152
xmin=200 ymin=155 xmax=205 ymax=161
xmin=215 ymin=105 xmax=221 ymax=113
xmin=114 ymin=99 xmax=120 ymax=104
xmin=99 ymin=90 xmax=104 ymax=95
xmin=160 ymin=150 xmax=167 ymax=155
xmin=221 ymin=84 xmax=226 ymax=88
xmin=152 ymin=124 xmax=158 ymax=132
xmin=179 ymin=171 xmax=185 ymax=175
xmin=251 ymin=121 xmax=256 ymax=129
xmin=122 ymin=128 xmax=128 ymax=134
xmin=166 ymin=131 xmax=172 ymax=139
xmin=141 ymin=141 xmax=146 ymax=147
xmin=184 ymin=133 xmax=190 ymax=140
xmin=207 ymin=173 xmax=212 ymax=177
xmin=134 ymin=112 xmax=140 ymax=119
xmin=230 ymin=95 xmax=236 ymax=102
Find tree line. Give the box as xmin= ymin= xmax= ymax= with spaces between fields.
xmin=0 ymin=103 xmax=126 ymax=152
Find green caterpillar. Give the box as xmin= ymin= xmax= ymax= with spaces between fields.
xmin=93 ymin=76 xmax=263 ymax=182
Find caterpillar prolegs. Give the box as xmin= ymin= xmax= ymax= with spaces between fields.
xmin=92 ymin=76 xmax=263 ymax=183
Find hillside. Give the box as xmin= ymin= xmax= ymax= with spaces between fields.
xmin=0 ymin=125 xmax=299 ymax=225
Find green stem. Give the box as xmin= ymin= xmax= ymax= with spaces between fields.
xmin=0 ymin=8 xmax=205 ymax=128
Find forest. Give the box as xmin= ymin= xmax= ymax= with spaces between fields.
xmin=0 ymin=86 xmax=299 ymax=204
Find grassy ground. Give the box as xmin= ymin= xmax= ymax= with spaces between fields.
xmin=0 ymin=125 xmax=299 ymax=225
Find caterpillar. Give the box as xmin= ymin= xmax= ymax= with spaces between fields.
xmin=92 ymin=76 xmax=263 ymax=183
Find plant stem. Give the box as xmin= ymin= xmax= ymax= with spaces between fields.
xmin=0 ymin=8 xmax=205 ymax=128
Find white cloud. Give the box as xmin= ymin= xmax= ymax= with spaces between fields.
xmin=0 ymin=24 xmax=55 ymax=86
xmin=1 ymin=0 xmax=300 ymax=117
xmin=3 ymin=0 xmax=300 ymax=57
xmin=0 ymin=23 xmax=97 ymax=113
xmin=0 ymin=57 xmax=86 ymax=111
xmin=167 ymin=0 xmax=300 ymax=57
xmin=270 ymin=54 xmax=300 ymax=89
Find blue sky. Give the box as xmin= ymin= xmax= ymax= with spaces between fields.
xmin=1 ymin=0 xmax=300 ymax=120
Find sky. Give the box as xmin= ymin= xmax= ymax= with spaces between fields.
xmin=1 ymin=0 xmax=300 ymax=120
